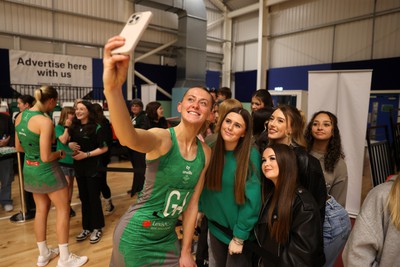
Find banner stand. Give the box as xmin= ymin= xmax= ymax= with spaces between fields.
xmin=10 ymin=152 xmax=34 ymax=223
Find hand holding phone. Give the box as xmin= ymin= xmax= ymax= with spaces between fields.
xmin=111 ymin=11 xmax=153 ymax=55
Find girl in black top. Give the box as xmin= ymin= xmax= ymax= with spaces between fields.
xmin=69 ymin=100 xmax=108 ymax=244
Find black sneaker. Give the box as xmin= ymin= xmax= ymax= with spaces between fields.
xmin=76 ymin=230 xmax=91 ymax=241
xmin=69 ymin=207 xmax=76 ymax=217
xmin=89 ymin=229 xmax=102 ymax=244
xmin=105 ymin=200 xmax=115 ymax=215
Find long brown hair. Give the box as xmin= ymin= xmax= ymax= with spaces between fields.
xmin=262 ymin=143 xmax=298 ymax=244
xmin=205 ymin=107 xmax=254 ymax=204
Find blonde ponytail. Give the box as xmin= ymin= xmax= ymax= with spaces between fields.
xmin=33 ymin=85 xmax=58 ymax=112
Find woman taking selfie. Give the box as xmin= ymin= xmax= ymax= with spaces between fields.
xmin=103 ymin=35 xmax=213 ymax=267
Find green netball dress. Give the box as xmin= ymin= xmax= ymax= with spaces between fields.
xmin=16 ymin=110 xmax=67 ymax=193
xmin=110 ymin=128 xmax=205 ymax=267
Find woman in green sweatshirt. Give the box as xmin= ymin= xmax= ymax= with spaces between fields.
xmin=200 ymin=107 xmax=261 ymax=267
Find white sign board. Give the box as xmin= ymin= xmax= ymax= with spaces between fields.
xmin=9 ymin=50 xmax=92 ymax=87
xmin=141 ymin=84 xmax=157 ymax=108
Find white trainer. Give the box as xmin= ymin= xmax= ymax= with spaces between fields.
xmin=56 ymin=253 xmax=88 ymax=267
xmin=37 ymin=247 xmax=59 ymax=266
xmin=4 ymin=204 xmax=13 ymax=212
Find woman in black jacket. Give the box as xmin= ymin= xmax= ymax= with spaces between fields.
xmin=265 ymin=105 xmax=327 ymax=225
xmin=255 ymin=144 xmax=324 ymax=267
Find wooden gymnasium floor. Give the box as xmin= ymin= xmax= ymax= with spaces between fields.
xmin=0 ymin=156 xmax=373 ymax=267
xmin=0 ymin=158 xmax=135 ymax=267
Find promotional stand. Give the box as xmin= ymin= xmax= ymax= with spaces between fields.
xmin=10 ymin=152 xmax=34 ymax=223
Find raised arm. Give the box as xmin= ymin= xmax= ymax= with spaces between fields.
xmin=102 ymin=36 xmax=162 ymax=154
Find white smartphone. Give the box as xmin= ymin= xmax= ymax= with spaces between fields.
xmin=111 ymin=11 xmax=153 ymax=55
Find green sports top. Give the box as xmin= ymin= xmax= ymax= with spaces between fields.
xmin=113 ymin=128 xmax=205 ymax=267
xmin=200 ymin=147 xmax=262 ymax=244
xmin=55 ymin=124 xmax=73 ymax=165
xmin=15 ymin=110 xmax=66 ymax=193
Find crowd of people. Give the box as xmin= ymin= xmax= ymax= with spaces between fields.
xmin=0 ymin=35 xmax=398 ymax=267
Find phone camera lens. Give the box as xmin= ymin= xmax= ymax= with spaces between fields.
xmin=129 ymin=19 xmax=133 ymax=23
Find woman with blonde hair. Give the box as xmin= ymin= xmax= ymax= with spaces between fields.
xmin=15 ymin=85 xmax=87 ymax=267
xmin=343 ymin=174 xmax=400 ymax=266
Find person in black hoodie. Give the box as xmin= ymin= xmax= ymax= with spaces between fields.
xmin=255 ymin=143 xmax=324 ymax=266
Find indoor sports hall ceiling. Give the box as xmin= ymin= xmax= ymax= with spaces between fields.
xmin=222 ymin=0 xmax=258 ymax=10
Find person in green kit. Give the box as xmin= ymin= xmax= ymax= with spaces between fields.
xmin=55 ymin=106 xmax=76 ymax=217
xmin=200 ymin=107 xmax=261 ymax=267
xmin=15 ymin=85 xmax=87 ymax=267
xmin=103 ymin=35 xmax=213 ymax=267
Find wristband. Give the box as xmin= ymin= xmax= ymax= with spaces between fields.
xmin=86 ymin=152 xmax=91 ymax=158
xmin=233 ymin=237 xmax=244 ymax=245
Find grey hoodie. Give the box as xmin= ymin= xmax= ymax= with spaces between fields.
xmin=342 ymin=175 xmax=400 ymax=267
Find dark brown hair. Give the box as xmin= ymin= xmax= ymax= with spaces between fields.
xmin=252 ymin=89 xmax=273 ymax=108
xmin=145 ymin=101 xmax=162 ymax=122
xmin=262 ymin=143 xmax=298 ymax=244
xmin=305 ymin=111 xmax=345 ymax=172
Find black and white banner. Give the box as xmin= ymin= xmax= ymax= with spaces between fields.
xmin=9 ymin=50 xmax=92 ymax=87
